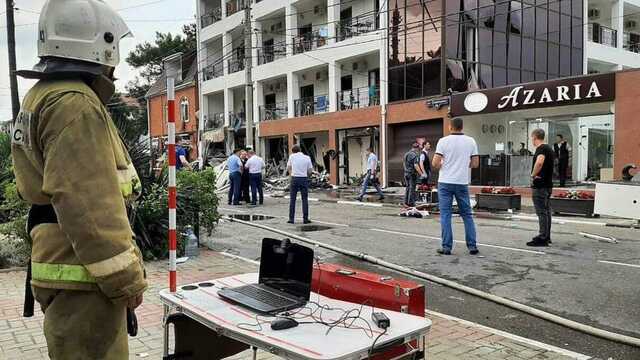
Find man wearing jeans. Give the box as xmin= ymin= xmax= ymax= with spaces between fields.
xmin=432 ymin=118 xmax=480 ymax=255
xmin=287 ymin=145 xmax=313 ymax=224
xmin=245 ymin=150 xmax=265 ymax=205
xmin=529 ymin=129 xmax=555 ymax=246
xmin=402 ymin=143 xmax=421 ymax=207
xmin=357 ymin=147 xmax=384 ymax=202
xmin=227 ymin=149 xmax=243 ymax=205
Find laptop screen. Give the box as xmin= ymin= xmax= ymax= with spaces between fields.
xmin=258 ymin=238 xmax=314 ymax=300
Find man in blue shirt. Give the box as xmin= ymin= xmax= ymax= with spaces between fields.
xmin=227 ymin=149 xmax=243 ymax=205
xmin=175 ymin=145 xmax=190 ymax=171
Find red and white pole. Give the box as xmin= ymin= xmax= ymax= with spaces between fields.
xmin=166 ymin=77 xmax=177 ymax=293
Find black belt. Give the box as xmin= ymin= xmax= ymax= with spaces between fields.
xmin=23 ymin=204 xmax=138 ymax=337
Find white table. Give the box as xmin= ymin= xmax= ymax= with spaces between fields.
xmin=160 ymin=273 xmax=432 ymax=360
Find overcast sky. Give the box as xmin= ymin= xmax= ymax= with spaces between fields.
xmin=0 ymin=0 xmax=197 ymax=121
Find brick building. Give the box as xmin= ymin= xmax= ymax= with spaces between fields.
xmin=147 ymin=51 xmax=200 ymax=167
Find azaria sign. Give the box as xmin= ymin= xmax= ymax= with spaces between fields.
xmin=449 ymin=73 xmax=615 ymax=117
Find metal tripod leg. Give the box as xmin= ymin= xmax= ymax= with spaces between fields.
xmin=163 ymin=304 xmax=170 ymax=358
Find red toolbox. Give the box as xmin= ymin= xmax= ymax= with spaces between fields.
xmin=311 ymin=263 xmax=427 ymax=359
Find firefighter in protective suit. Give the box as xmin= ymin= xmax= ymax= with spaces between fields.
xmin=11 ymin=0 xmax=147 ymax=358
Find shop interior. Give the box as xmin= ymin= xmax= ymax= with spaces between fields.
xmin=462 ymin=102 xmax=615 ymax=187
xmin=337 ymin=127 xmax=379 ymax=185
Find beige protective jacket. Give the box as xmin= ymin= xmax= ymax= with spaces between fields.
xmin=11 ymin=79 xmax=147 ymax=303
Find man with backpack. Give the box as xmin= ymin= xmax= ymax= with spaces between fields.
xmin=403 ymin=143 xmax=421 ymax=207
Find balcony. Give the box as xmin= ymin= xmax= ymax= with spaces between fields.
xmin=257 ymin=43 xmax=287 ymax=65
xmin=293 ymin=32 xmax=328 ymax=55
xmin=259 ymin=102 xmax=288 ymax=121
xmin=338 ymin=12 xmax=378 ymax=42
xmin=624 ymin=32 xmax=640 ymax=53
xmin=589 ymin=23 xmax=617 ymax=47
xmin=229 ymin=111 xmax=245 ymax=130
xmin=201 ymin=7 xmax=222 ymax=28
xmin=337 ymin=86 xmax=379 ymax=111
xmin=294 ymin=95 xmax=330 ymax=117
xmin=227 ymin=56 xmax=245 ymax=74
xmin=204 ymin=112 xmax=225 ymax=130
xmin=226 ymin=0 xmax=247 ymax=16
xmin=202 ymin=61 xmax=223 ymax=81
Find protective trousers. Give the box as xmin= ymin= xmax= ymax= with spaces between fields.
xmin=33 ymin=287 xmax=128 ymax=360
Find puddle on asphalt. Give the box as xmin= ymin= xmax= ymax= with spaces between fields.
xmin=229 ymin=214 xmax=275 ymax=221
xmin=296 ymin=225 xmax=332 ymax=232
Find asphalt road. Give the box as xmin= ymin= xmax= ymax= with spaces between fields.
xmin=204 ymin=192 xmax=640 ymax=359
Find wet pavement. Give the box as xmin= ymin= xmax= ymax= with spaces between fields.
xmin=209 ymin=193 xmax=640 ymax=359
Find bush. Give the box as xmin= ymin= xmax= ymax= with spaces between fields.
xmin=133 ymin=168 xmax=220 ymax=260
xmin=0 ymin=181 xmax=30 ymax=268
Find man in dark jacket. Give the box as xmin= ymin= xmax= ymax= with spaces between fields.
xmin=402 ymin=143 xmax=421 ymax=207
xmin=554 ymin=134 xmax=570 ymax=187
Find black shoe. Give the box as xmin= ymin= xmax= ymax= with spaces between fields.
xmin=469 ymin=248 xmax=480 ymax=255
xmin=437 ymin=248 xmax=452 ymax=255
xmin=287 ymin=220 xmax=295 ymax=224
xmin=526 ymin=239 xmax=549 ymax=247
xmin=378 ymin=196 xmax=385 ymax=201
xmin=356 ymin=197 xmax=363 ymax=202
xmin=303 ymin=219 xmax=312 ymax=224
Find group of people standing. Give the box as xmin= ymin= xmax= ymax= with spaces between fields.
xmin=227 ymin=148 xmax=265 ymax=206
xmin=402 ymin=140 xmax=433 ymax=207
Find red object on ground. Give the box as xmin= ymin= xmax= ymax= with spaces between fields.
xmin=311 ymin=263 xmax=426 ymax=359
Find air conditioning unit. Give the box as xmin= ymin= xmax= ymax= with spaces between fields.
xmin=588 ymin=8 xmax=600 ymax=20
xmin=314 ymin=5 xmax=324 ymax=15
xmin=625 ymin=20 xmax=637 ymax=30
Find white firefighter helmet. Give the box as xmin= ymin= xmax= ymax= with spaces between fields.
xmin=37 ymin=0 xmax=132 ymax=67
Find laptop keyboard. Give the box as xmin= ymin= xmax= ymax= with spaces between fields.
xmin=233 ymin=285 xmax=296 ymax=308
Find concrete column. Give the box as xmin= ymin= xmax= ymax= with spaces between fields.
xmin=328 ymin=61 xmax=341 ymax=112
xmin=221 ymin=0 xmax=227 ymax=18
xmin=379 ymin=0 xmax=389 ymax=186
xmin=328 ymin=128 xmax=338 ymax=184
xmin=327 ymin=0 xmax=339 ymax=45
xmin=224 ymin=88 xmax=235 ymax=127
xmin=613 ymin=0 xmax=624 ymax=49
xmin=287 ymin=72 xmax=299 ymax=118
xmin=253 ymin=80 xmax=263 ymax=124
xmin=223 ymin=32 xmax=232 ymax=75
xmin=285 ymin=4 xmax=298 ymax=56
xmin=253 ymin=21 xmax=262 ymax=68
xmin=288 ymin=133 xmax=296 ymax=153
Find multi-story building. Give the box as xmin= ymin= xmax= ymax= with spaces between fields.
xmin=147 ymin=52 xmax=200 ymax=167
xmin=586 ymin=0 xmax=640 ymax=73
xmin=195 ymin=0 xmax=634 ymax=187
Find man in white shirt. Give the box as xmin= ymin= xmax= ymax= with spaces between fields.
xmin=245 ymin=150 xmax=265 ymax=205
xmin=357 ymin=147 xmax=384 ymax=202
xmin=432 ymin=118 xmax=480 ymax=256
xmin=287 ymin=145 xmax=313 ymax=224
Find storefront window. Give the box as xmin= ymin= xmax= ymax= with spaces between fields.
xmin=463 ymin=113 xmax=615 ymax=187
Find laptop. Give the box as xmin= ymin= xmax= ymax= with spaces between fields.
xmin=218 ymin=238 xmax=314 ymax=314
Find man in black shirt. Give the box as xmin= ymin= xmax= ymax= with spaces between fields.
xmin=529 ymin=129 xmax=555 ymax=246
xmin=554 ymin=134 xmax=570 ymax=187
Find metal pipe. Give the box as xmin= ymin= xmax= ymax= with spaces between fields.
xmin=225 ymin=216 xmax=640 ymax=348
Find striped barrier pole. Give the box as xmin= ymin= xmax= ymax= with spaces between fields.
xmin=166 ymin=77 xmax=177 ymax=293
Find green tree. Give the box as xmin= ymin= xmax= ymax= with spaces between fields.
xmin=125 ymin=23 xmax=196 ymax=84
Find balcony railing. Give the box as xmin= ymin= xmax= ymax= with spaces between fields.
xmin=589 ymin=23 xmax=617 ymax=47
xmin=294 ymin=95 xmax=330 ymax=117
xmin=293 ymin=32 xmax=328 ymax=54
xmin=338 ymin=12 xmax=378 ymax=42
xmin=337 ymin=86 xmax=379 ymax=111
xmin=204 ymin=112 xmax=225 ymax=130
xmin=624 ymin=32 xmax=640 ymax=53
xmin=202 ymin=61 xmax=223 ymax=81
xmin=259 ymin=103 xmax=288 ymax=121
xmin=227 ymin=57 xmax=245 ymax=73
xmin=257 ymin=43 xmax=287 ymax=65
xmin=226 ymin=0 xmax=247 ymax=16
xmin=201 ymin=7 xmax=222 ymax=28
